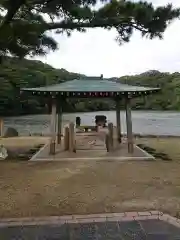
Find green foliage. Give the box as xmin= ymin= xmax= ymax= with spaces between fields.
xmin=0 ymin=57 xmax=81 ymax=116
xmin=0 ymin=8 xmax=58 ymax=59
xmin=1 ymin=58 xmax=180 ymax=116
xmin=119 ymin=70 xmax=180 ymax=110
xmin=0 ymin=0 xmax=179 ymax=59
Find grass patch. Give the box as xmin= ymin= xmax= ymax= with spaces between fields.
xmin=0 ymin=137 xmax=179 ymax=218
xmin=136 ymin=137 xmax=180 ymax=161
xmin=0 ymin=136 xmax=49 ymax=148
xmin=137 ymin=143 xmax=172 ymax=161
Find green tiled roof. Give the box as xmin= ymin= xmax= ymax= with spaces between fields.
xmin=21 ymin=78 xmax=160 ymax=93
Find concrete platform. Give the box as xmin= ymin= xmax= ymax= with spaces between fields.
xmin=31 ymin=134 xmax=154 ymax=161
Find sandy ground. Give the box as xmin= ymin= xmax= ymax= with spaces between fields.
xmin=0 ymin=136 xmax=49 ymax=148
xmin=0 ymin=136 xmax=50 ymax=159
xmin=0 ymin=137 xmax=179 ymax=218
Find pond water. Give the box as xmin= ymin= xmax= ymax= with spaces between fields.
xmin=3 ymin=111 xmax=180 ymax=136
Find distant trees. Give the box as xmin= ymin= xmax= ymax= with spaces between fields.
xmin=0 ymin=57 xmax=180 ymax=116
xmin=0 ymin=57 xmax=80 ymax=116
xmin=120 ymin=71 xmax=180 ymax=110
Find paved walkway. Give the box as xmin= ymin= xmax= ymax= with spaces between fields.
xmin=0 ymin=211 xmax=180 ymax=239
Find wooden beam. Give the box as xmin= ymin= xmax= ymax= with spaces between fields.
xmin=69 ymin=122 xmax=75 ymax=152
xmin=0 ymin=119 xmax=3 ymax=137
xmin=49 ymin=98 xmax=57 ymax=155
xmin=115 ymin=99 xmax=121 ymax=143
xmin=108 ymin=122 xmax=114 ymax=151
xmin=64 ymin=126 xmax=69 ymax=151
xmin=57 ymin=101 xmax=62 ymax=145
xmin=125 ymin=97 xmax=134 ymax=153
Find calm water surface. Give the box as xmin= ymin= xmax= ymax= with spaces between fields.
xmin=3 ymin=111 xmax=180 ymax=136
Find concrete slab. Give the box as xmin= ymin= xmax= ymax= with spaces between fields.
xmin=30 ymin=130 xmax=154 ymax=161
xmin=0 ymin=212 xmax=180 ymax=239
xmin=30 ymin=141 xmax=154 ymax=161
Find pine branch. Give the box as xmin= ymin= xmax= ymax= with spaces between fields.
xmin=2 ymin=0 xmax=26 ymax=25
xmin=46 ymin=17 xmax=131 ymax=30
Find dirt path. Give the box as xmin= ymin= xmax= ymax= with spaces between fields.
xmin=0 ymin=137 xmax=179 ymax=218
xmin=0 ymin=159 xmax=180 ymax=218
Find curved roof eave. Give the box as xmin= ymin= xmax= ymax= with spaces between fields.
xmin=20 ymin=78 xmax=161 ymax=94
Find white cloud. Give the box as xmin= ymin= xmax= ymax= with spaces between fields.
xmin=35 ymin=0 xmax=180 ymax=77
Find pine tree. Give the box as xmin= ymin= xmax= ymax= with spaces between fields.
xmin=0 ymin=0 xmax=179 ymax=59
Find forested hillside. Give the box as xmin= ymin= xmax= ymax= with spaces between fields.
xmin=0 ymin=57 xmax=179 ymax=116
xmin=0 ymin=57 xmax=81 ymax=116
xmin=120 ymin=70 xmax=180 ymax=110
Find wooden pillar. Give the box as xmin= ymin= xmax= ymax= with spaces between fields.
xmin=0 ymin=119 xmax=3 ymax=137
xmin=64 ymin=126 xmax=69 ymax=151
xmin=49 ymin=98 xmax=57 ymax=155
xmin=108 ymin=122 xmax=113 ymax=151
xmin=115 ymin=99 xmax=121 ymax=143
xmin=57 ymin=104 xmax=62 ymax=145
xmin=69 ymin=122 xmax=75 ymax=152
xmin=125 ymin=97 xmax=134 ymax=153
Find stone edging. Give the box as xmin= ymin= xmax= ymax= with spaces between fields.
xmin=30 ymin=142 xmax=49 ymax=161
xmin=0 ymin=211 xmax=179 ymax=227
xmin=31 ymin=156 xmax=154 ymax=161
xmin=135 ymin=145 xmax=155 ymax=160
xmin=30 ymin=144 xmax=154 ymax=162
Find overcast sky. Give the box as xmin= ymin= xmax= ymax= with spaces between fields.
xmin=35 ymin=0 xmax=180 ymax=77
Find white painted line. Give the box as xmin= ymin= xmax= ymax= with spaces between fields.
xmin=31 ymin=156 xmax=154 ymax=162
xmin=30 ymin=142 xmax=49 ymax=161
xmin=30 ymin=143 xmax=154 ymax=162
xmin=135 ymin=145 xmax=155 ymax=160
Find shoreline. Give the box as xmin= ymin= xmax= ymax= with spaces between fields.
xmin=1 ymin=109 xmax=180 ymax=119
xmin=133 ymin=134 xmax=180 ymax=138
xmin=1 ymin=133 xmax=180 ymax=139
